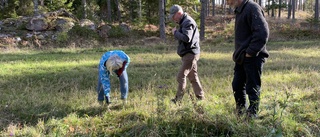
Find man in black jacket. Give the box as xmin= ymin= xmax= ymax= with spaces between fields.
xmin=169 ymin=5 xmax=205 ymax=103
xmin=227 ymin=0 xmax=269 ymax=118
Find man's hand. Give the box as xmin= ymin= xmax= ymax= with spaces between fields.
xmin=172 ymin=27 xmax=176 ymax=35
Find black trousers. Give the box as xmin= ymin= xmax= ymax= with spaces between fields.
xmin=232 ymin=56 xmax=265 ymax=115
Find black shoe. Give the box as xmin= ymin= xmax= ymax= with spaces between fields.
xmin=195 ymin=95 xmax=205 ymax=100
xmin=171 ymin=97 xmax=182 ymax=105
xmin=105 ymin=96 xmax=111 ymax=104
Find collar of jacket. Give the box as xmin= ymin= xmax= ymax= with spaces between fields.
xmin=178 ymin=13 xmax=188 ymax=24
xmin=235 ymin=0 xmax=249 ymax=13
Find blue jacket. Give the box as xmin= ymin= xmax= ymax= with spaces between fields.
xmin=98 ymin=50 xmax=130 ymax=95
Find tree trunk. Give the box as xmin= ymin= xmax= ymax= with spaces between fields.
xmin=212 ymin=0 xmax=215 ymax=16
xmin=278 ymin=0 xmax=282 ymax=17
xmin=287 ymin=0 xmax=292 ymax=19
xmin=159 ymin=0 xmax=166 ymax=41
xmin=139 ymin=0 xmax=142 ymax=19
xmin=130 ymin=0 xmax=134 ymax=21
xmin=292 ymin=0 xmax=295 ymax=19
xmin=302 ymin=2 xmax=306 ymax=11
xmin=316 ymin=0 xmax=319 ymax=20
xmin=82 ymin=0 xmax=87 ymax=19
xmin=33 ymin=0 xmax=39 ymax=16
xmin=164 ymin=0 xmax=166 ymax=16
xmin=115 ymin=0 xmax=121 ymax=23
xmin=271 ymin=0 xmax=275 ymax=17
xmin=315 ymin=0 xmax=319 ymax=29
xmin=222 ymin=0 xmax=225 ymax=14
xmin=200 ymin=0 xmax=207 ymax=40
xmin=40 ymin=0 xmax=44 ymax=6
xmin=259 ymin=0 xmax=262 ymax=6
xmin=267 ymin=0 xmax=270 ymax=16
xmin=207 ymin=0 xmax=210 ymax=16
xmin=107 ymin=0 xmax=112 ymax=22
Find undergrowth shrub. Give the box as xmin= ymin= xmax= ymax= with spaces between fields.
xmin=278 ymin=29 xmax=320 ymax=40
xmin=107 ymin=26 xmax=129 ymax=38
xmin=56 ymin=32 xmax=69 ymax=43
xmin=306 ymin=16 xmax=320 ymax=26
xmin=68 ymin=24 xmax=100 ymax=40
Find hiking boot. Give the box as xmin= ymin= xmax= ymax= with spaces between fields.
xmin=105 ymin=96 xmax=111 ymax=104
xmin=196 ymin=95 xmax=205 ymax=100
xmin=171 ymin=97 xmax=181 ymax=105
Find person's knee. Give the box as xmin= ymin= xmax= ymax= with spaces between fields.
xmin=122 ymin=81 xmax=128 ymax=86
xmin=246 ymin=86 xmax=260 ymax=96
xmin=176 ymin=74 xmax=183 ymax=82
xmin=232 ymin=81 xmax=243 ymax=91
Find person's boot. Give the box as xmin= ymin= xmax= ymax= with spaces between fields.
xmin=196 ymin=95 xmax=205 ymax=100
xmin=171 ymin=96 xmax=182 ymax=105
xmin=105 ymin=96 xmax=111 ymax=110
xmin=105 ymin=96 xmax=111 ymax=104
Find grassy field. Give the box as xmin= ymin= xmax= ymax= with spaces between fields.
xmin=0 ymin=39 xmax=319 ymax=136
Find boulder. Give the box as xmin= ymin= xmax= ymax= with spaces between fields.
xmin=97 ymin=24 xmax=112 ymax=39
xmin=119 ymin=23 xmax=130 ymax=33
xmin=80 ymin=19 xmax=96 ymax=30
xmin=54 ymin=17 xmax=75 ymax=32
xmin=25 ymin=17 xmax=49 ymax=31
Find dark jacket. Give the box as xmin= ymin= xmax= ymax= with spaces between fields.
xmin=233 ymin=0 xmax=269 ymax=64
xmin=174 ymin=13 xmax=200 ymax=57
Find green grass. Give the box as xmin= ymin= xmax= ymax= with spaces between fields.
xmin=0 ymin=40 xmax=319 ymax=137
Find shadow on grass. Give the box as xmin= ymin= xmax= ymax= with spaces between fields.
xmin=112 ymin=113 xmax=237 ymax=137
xmin=1 ymin=43 xmax=320 ymax=134
xmin=0 ymin=52 xmax=231 ymax=131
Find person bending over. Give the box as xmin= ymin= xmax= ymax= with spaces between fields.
xmin=97 ymin=50 xmax=130 ymax=107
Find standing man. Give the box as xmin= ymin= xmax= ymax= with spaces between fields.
xmin=227 ymin=0 xmax=269 ymax=118
xmin=169 ymin=4 xmax=205 ymax=103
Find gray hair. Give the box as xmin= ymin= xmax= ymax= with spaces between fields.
xmin=105 ymin=55 xmax=123 ymax=75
